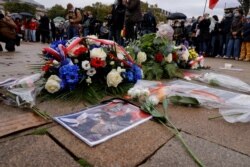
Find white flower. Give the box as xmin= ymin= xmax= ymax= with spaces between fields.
xmin=117 ymin=53 xmax=125 ymax=60
xmin=53 ymin=60 xmax=59 ymax=65
xmin=110 ymin=61 xmax=115 ymax=65
xmin=87 ymin=68 xmax=96 ymax=76
xmin=90 ymin=48 xmax=107 ymax=60
xmin=81 ymin=60 xmax=91 ymax=70
xmin=117 ymin=66 xmax=126 ymax=73
xmin=148 ymin=95 xmax=160 ymax=106
xmin=128 ymin=87 xmax=150 ymax=98
xmin=45 ymin=75 xmax=61 ymax=94
xmin=191 ymin=62 xmax=199 ymax=69
xmin=86 ymin=77 xmax=92 ymax=84
xmin=137 ymin=52 xmax=147 ymax=64
xmin=156 ymin=24 xmax=174 ymax=40
xmin=107 ymin=69 xmax=123 ymax=87
xmin=165 ymin=53 xmax=173 ymax=63
xmin=141 ymin=88 xmax=150 ymax=96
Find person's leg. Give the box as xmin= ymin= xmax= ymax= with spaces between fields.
xmin=239 ymin=42 xmax=246 ymax=60
xmin=245 ymin=42 xmax=250 ymax=61
xmin=5 ymin=40 xmax=15 ymax=52
xmin=225 ymin=39 xmax=234 ymax=58
xmin=0 ymin=43 xmax=3 ymax=51
xmin=233 ymin=39 xmax=241 ymax=60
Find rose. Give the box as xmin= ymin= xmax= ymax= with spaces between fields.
xmin=137 ymin=52 xmax=147 ymax=64
xmin=45 ymin=75 xmax=61 ymax=93
xmin=90 ymin=48 xmax=107 ymax=61
xmin=165 ymin=53 xmax=172 ymax=63
xmin=155 ymin=53 xmax=164 ymax=63
xmin=107 ymin=69 xmax=123 ymax=87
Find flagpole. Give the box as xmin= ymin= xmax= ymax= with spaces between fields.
xmin=203 ymin=0 xmax=208 ymax=14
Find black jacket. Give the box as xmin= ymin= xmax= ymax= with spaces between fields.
xmin=242 ymin=22 xmax=250 ymax=42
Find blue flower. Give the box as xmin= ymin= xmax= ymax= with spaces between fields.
xmin=132 ymin=64 xmax=142 ymax=81
xmin=50 ymin=40 xmax=67 ymax=50
xmin=124 ymin=71 xmax=134 ymax=82
xmin=59 ymin=64 xmax=80 ymax=90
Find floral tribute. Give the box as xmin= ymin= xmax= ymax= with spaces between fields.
xmin=126 ymin=24 xmax=205 ymax=80
xmin=41 ymin=36 xmax=143 ymax=103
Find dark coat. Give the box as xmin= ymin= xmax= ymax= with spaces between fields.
xmin=125 ymin=0 xmax=142 ymax=23
xmin=111 ymin=3 xmax=126 ymax=30
xmin=230 ymin=16 xmax=243 ymax=38
xmin=221 ymin=16 xmax=233 ymax=35
xmin=242 ymin=22 xmax=250 ymax=42
xmin=198 ymin=18 xmax=211 ymax=40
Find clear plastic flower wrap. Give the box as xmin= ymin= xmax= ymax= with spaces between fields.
xmin=196 ymin=72 xmax=250 ymax=94
xmin=0 ymin=73 xmax=43 ymax=107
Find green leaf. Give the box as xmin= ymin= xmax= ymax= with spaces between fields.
xmin=163 ymin=63 xmax=183 ymax=79
xmin=169 ymin=96 xmax=200 ymax=107
xmin=141 ymin=103 xmax=167 ymax=123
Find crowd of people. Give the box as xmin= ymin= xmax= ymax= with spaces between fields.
xmin=0 ymin=0 xmax=249 ymax=60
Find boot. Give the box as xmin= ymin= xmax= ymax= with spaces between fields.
xmin=0 ymin=44 xmax=2 ymax=51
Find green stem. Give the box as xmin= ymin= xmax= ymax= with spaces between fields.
xmin=208 ymin=113 xmax=243 ymax=120
xmin=159 ymin=120 xmax=205 ymax=167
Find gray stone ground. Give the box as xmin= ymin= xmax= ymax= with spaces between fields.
xmin=1 ymin=41 xmax=250 ymax=167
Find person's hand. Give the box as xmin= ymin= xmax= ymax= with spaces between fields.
xmin=69 ymin=19 xmax=74 ymax=23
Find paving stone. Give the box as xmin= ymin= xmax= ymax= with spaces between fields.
xmin=0 ymin=135 xmax=81 ymax=167
xmin=0 ymin=104 xmax=47 ymax=137
xmin=166 ymin=105 xmax=250 ymax=156
xmin=140 ymin=132 xmax=250 ymax=167
xmin=48 ymin=121 xmax=173 ymax=167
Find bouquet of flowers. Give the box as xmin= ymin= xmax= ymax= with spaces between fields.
xmin=40 ymin=36 xmax=143 ymax=103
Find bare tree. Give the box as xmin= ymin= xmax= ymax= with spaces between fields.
xmin=238 ymin=0 xmax=250 ymax=15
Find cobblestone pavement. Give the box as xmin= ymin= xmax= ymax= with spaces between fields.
xmin=1 ymin=41 xmax=250 ymax=167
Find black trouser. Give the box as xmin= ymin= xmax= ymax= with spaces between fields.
xmin=125 ymin=21 xmax=138 ymax=42
xmin=40 ymin=29 xmax=50 ymax=43
xmin=0 ymin=36 xmax=16 ymax=52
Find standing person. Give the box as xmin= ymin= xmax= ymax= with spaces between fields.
xmin=218 ymin=8 xmax=234 ymax=57
xmin=0 ymin=11 xmax=18 ymax=52
xmin=50 ymin=19 xmax=56 ymax=41
xmin=40 ymin=14 xmax=50 ymax=43
xmin=224 ymin=8 xmax=243 ymax=60
xmin=110 ymin=0 xmax=126 ymax=44
xmin=141 ymin=10 xmax=157 ymax=35
xmin=198 ymin=13 xmax=211 ymax=56
xmin=209 ymin=15 xmax=220 ymax=56
xmin=23 ymin=18 xmax=30 ymax=42
xmin=29 ymin=18 xmax=37 ymax=42
xmin=66 ymin=3 xmax=82 ymax=39
xmin=123 ymin=0 xmax=142 ymax=42
xmin=239 ymin=14 xmax=250 ymax=61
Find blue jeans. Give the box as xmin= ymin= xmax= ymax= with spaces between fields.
xmin=223 ymin=34 xmax=231 ymax=56
xmin=226 ymin=38 xmax=241 ymax=58
xmin=67 ymin=25 xmax=79 ymax=39
xmin=199 ymin=41 xmax=208 ymax=54
xmin=30 ymin=30 xmax=36 ymax=42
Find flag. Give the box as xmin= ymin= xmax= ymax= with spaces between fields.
xmin=209 ymin=0 xmax=219 ymax=9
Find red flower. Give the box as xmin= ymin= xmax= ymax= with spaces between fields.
xmin=155 ymin=53 xmax=164 ymax=63
xmin=73 ymin=47 xmax=88 ymax=56
xmin=172 ymin=52 xmax=178 ymax=62
xmin=42 ymin=60 xmax=53 ymax=72
xmin=90 ymin=58 xmax=106 ymax=68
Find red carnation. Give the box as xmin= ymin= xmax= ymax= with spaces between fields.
xmin=155 ymin=53 xmax=164 ymax=63
xmin=42 ymin=64 xmax=50 ymax=72
xmin=90 ymin=57 xmax=106 ymax=68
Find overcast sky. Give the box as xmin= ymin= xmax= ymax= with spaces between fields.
xmin=37 ymin=0 xmax=240 ymax=19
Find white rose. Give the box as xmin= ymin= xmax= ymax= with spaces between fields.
xmin=90 ymin=48 xmax=107 ymax=60
xmin=45 ymin=75 xmax=61 ymax=94
xmin=53 ymin=60 xmax=59 ymax=65
xmin=117 ymin=66 xmax=126 ymax=73
xmin=81 ymin=60 xmax=91 ymax=70
xmin=165 ymin=53 xmax=173 ymax=63
xmin=107 ymin=69 xmax=123 ymax=87
xmin=137 ymin=52 xmax=147 ymax=64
